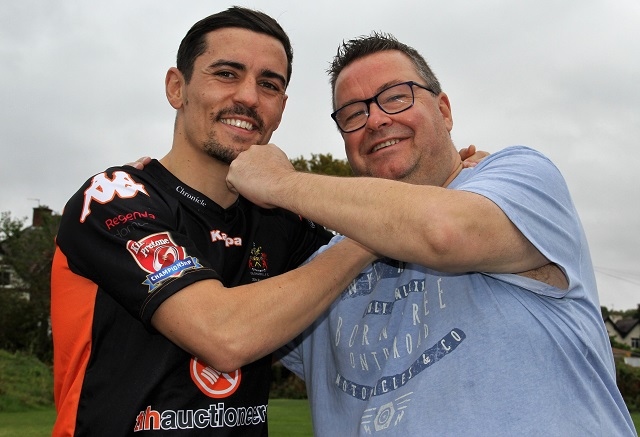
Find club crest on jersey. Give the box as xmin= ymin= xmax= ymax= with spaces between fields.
xmin=80 ymin=171 xmax=149 ymax=222
xmin=127 ymin=232 xmax=202 ymax=291
xmin=248 ymin=243 xmax=269 ymax=279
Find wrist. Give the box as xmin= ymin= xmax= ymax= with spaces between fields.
xmin=274 ymin=170 xmax=304 ymax=211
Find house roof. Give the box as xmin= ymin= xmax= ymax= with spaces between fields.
xmin=615 ymin=317 xmax=640 ymax=336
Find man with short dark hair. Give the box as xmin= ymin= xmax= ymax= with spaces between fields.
xmin=51 ymin=8 xmax=375 ymax=436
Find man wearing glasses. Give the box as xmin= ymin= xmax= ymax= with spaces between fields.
xmin=227 ymin=33 xmax=636 ymax=435
xmin=330 ymin=81 xmax=436 ymax=134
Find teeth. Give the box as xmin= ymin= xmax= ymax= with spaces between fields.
xmin=221 ymin=118 xmax=255 ymax=131
xmin=372 ymin=139 xmax=399 ymax=152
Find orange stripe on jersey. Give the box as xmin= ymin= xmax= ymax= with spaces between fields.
xmin=51 ymin=246 xmax=97 ymax=437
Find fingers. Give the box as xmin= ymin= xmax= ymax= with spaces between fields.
xmin=461 ymin=145 xmax=490 ymax=168
xmin=466 ymin=144 xmax=476 ymax=156
xmin=461 ymin=160 xmax=478 ymax=168
xmin=124 ymin=156 xmax=152 ymax=170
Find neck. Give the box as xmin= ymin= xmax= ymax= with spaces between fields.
xmin=160 ymin=150 xmax=239 ymax=209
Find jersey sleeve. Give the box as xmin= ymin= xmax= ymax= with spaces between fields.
xmin=273 ymin=210 xmax=333 ymax=271
xmin=453 ymin=146 xmax=586 ymax=295
xmin=55 ymin=166 xmax=221 ymax=329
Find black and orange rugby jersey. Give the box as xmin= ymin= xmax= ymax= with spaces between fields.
xmin=51 ymin=160 xmax=331 ymax=436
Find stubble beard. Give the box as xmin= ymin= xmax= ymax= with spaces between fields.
xmin=359 ymin=122 xmax=454 ymax=185
xmin=203 ymin=137 xmax=237 ymax=165
xmin=203 ymin=105 xmax=265 ymax=165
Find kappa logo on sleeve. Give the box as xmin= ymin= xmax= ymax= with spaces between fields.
xmin=80 ymin=171 xmax=149 ymax=222
xmin=126 ymin=232 xmax=203 ymax=291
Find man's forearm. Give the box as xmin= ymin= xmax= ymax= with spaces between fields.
xmin=270 ymin=171 xmax=543 ymax=274
xmin=153 ymin=237 xmax=377 ymax=372
xmin=272 ymin=171 xmax=455 ymax=265
xmin=227 ymin=237 xmax=377 ymax=364
xmin=228 ymin=144 xmax=544 ymax=274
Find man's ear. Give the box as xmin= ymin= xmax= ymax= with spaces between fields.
xmin=437 ymin=92 xmax=453 ymax=132
xmin=166 ymin=67 xmax=185 ymax=110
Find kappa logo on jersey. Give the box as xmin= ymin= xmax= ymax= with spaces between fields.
xmin=210 ymin=229 xmax=242 ymax=247
xmin=126 ymin=232 xmax=202 ymax=291
xmin=190 ymin=357 xmax=241 ymax=398
xmin=80 ymin=171 xmax=149 ymax=222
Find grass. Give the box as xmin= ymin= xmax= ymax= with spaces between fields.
xmin=0 ymin=408 xmax=56 ymax=437
xmin=0 ymin=403 xmax=637 ymax=436
xmin=269 ymin=398 xmax=313 ymax=436
xmin=0 ymin=350 xmax=53 ymax=412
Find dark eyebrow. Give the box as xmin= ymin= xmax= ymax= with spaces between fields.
xmin=260 ymin=69 xmax=287 ymax=89
xmin=208 ymin=60 xmax=286 ymax=88
xmin=376 ymin=80 xmax=404 ymax=94
xmin=208 ymin=59 xmax=245 ymax=71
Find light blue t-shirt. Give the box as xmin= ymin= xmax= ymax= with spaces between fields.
xmin=279 ymin=146 xmax=636 ymax=436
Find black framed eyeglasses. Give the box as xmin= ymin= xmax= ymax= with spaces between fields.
xmin=330 ymin=81 xmax=435 ymax=133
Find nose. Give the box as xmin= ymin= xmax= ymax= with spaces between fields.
xmin=232 ymin=78 xmax=260 ymax=107
xmin=365 ymin=101 xmax=392 ymax=130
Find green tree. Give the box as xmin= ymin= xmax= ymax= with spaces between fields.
xmin=290 ymin=153 xmax=353 ymax=176
xmin=0 ymin=209 xmax=60 ymax=364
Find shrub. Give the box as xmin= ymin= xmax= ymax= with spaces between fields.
xmin=270 ymin=361 xmax=307 ymax=399
xmin=617 ymin=360 xmax=640 ymax=412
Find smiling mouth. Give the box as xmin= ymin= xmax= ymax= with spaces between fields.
xmin=371 ymin=139 xmax=400 ymax=153
xmin=220 ymin=118 xmax=256 ymax=131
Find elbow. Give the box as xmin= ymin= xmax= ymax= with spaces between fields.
xmin=196 ymin=333 xmax=255 ymax=374
xmin=418 ymin=222 xmax=468 ymax=272
xmin=204 ymin=357 xmax=246 ymax=375
xmin=153 ymin=298 xmax=260 ymax=372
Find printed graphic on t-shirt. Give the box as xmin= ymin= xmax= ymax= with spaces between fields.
xmin=335 ymin=260 xmax=465 ymax=432
xmin=361 ymin=393 xmax=413 ymax=432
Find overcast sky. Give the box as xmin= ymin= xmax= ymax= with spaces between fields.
xmin=1 ymin=0 xmax=638 ymax=310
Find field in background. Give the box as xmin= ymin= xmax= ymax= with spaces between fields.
xmin=1 ymin=405 xmax=638 ymax=436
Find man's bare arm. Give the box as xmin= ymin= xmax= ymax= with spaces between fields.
xmin=152 ymin=237 xmax=376 ymax=372
xmin=227 ymin=144 xmax=546 ymax=275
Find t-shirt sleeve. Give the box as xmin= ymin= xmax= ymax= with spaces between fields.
xmin=55 ymin=166 xmax=221 ymax=329
xmin=453 ymin=146 xmax=585 ymax=295
xmin=275 ymin=337 xmax=306 ymax=380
